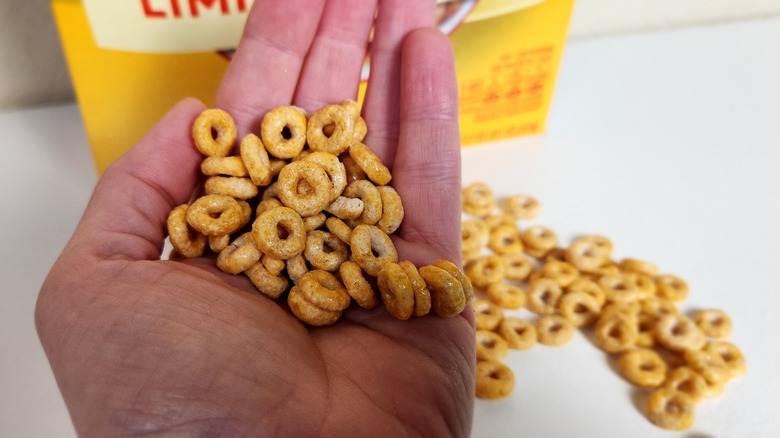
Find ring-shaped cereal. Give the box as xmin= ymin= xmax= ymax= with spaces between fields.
xmin=624 ymin=272 xmax=657 ymax=300
xmin=325 ymin=196 xmax=364 ymax=221
xmin=537 ymin=260 xmax=579 ymax=287
xmin=683 ymin=349 xmax=731 ymax=385
xmin=646 ymin=388 xmax=696 ymax=431
xmin=486 ymin=282 xmax=525 ymax=310
xmin=640 ymin=296 xmax=679 ymax=319
xmin=240 ymin=133 xmax=273 ymax=186
xmin=348 ymin=143 xmax=392 ymax=186
xmin=187 ymin=194 xmax=249 ymax=236
xmin=419 ymin=265 xmax=466 ymax=317
xmin=476 ymin=330 xmax=509 ymax=362
xmin=558 ymin=291 xmax=601 ymax=327
xmin=307 ymin=104 xmax=355 ymax=155
xmin=286 ymin=253 xmax=309 ymax=283
xmin=302 ymin=151 xmax=347 ymax=202
xmin=598 ymin=272 xmax=641 ymax=303
xmin=655 ymin=313 xmax=706 ymax=353
xmin=260 ymin=105 xmax=308 ymax=159
xmin=376 ymin=186 xmax=405 ymax=235
xmin=343 ymin=180 xmax=383 ymax=226
xmin=662 ymin=366 xmax=708 ymax=403
xmin=526 ymin=278 xmax=563 ymax=315
xmin=465 ymin=254 xmax=506 ymax=288
xmin=208 ymin=234 xmax=230 ymax=253
xmin=251 ymin=206 xmax=306 ymax=260
xmin=204 ymin=176 xmax=258 ymax=200
xmin=256 ymin=198 xmax=283 ymax=216
xmin=167 ymin=204 xmax=206 ymax=258
xmin=694 ymin=309 xmax=732 ymax=339
xmin=618 ymin=257 xmax=659 ymax=277
xmin=498 ymin=317 xmax=536 ymax=350
xmin=245 ymin=261 xmax=290 ymax=299
xmin=399 ymin=261 xmax=431 ymax=317
xmin=703 ymin=341 xmax=746 ymax=378
xmin=339 ymin=260 xmax=378 ymax=309
xmin=595 ymin=312 xmax=638 ymax=353
xmin=461 ymin=220 xmax=489 ymax=253
xmin=635 ymin=312 xmax=658 ymax=348
xmin=565 ymin=277 xmax=606 ymax=308
xmin=473 ymin=299 xmax=504 ymax=330
xmin=377 ymin=263 xmax=415 ymax=320
xmin=484 ymin=213 xmax=516 ymax=231
xmin=216 ymin=232 xmax=262 ymax=275
xmin=503 ymin=194 xmax=540 ymax=220
xmin=462 ymin=182 xmax=494 ymax=209
xmin=303 ymin=213 xmax=327 ymax=232
xmin=277 ymin=160 xmax=332 ymax=217
xmin=201 ymin=156 xmax=248 ymax=177
xmin=340 ymin=154 xmax=367 ymax=183
xmin=288 ymin=285 xmax=342 ymax=326
xmin=501 ymin=253 xmax=533 ymax=281
xmin=617 ymin=348 xmax=668 ymax=388
xmin=432 ymin=259 xmax=474 ymax=304
xmin=325 ymin=217 xmax=353 ymax=244
xmin=298 ymin=270 xmax=351 ymax=312
xmin=261 ymin=253 xmax=286 ymax=276
xmin=535 ymin=315 xmax=574 ymax=346
xmin=488 ymin=224 xmax=523 ymax=255
xmin=520 ymin=225 xmax=558 ymax=256
xmin=304 ymin=230 xmax=349 ymax=272
xmin=565 ymin=236 xmax=611 ymax=272
xmin=349 ymin=224 xmax=398 ymax=277
xmin=655 ymin=274 xmax=689 ymax=302
xmin=192 ymin=108 xmax=237 ymax=157
xmin=476 ymin=360 xmax=514 ymax=400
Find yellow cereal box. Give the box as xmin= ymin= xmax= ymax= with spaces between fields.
xmin=52 ymin=0 xmax=574 ymax=172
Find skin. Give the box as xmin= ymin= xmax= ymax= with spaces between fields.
xmin=35 ymin=0 xmax=475 ymax=436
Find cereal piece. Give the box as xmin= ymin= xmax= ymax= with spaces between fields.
xmin=461 ymin=220 xmax=489 ymax=253
xmin=200 ymin=156 xmax=248 ymax=177
xmin=683 ymin=349 xmax=731 ymax=385
xmin=694 ymin=309 xmax=732 ymax=339
xmin=239 ymin=133 xmax=273 ymax=186
xmin=349 ymin=224 xmax=398 ymax=277
xmin=376 ymin=186 xmax=405 ymax=235
xmin=208 ymin=234 xmax=230 ymax=253
xmin=486 ymin=282 xmax=525 ymax=310
xmin=526 ymin=278 xmax=563 ymax=315
xmin=535 ymin=315 xmax=574 ymax=346
xmin=256 ymin=198 xmax=283 ymax=216
xmin=462 ymin=182 xmax=495 ymax=217
xmin=419 ymin=264 xmax=466 ymax=317
xmin=635 ymin=312 xmax=658 ymax=348
xmin=488 ymin=224 xmax=523 ymax=255
xmin=297 ymin=270 xmax=351 ymax=312
xmin=655 ymin=314 xmax=706 ymax=353
xmin=503 ymin=194 xmax=540 ymax=220
xmin=398 ymin=261 xmax=431 ymax=317
xmin=473 ymin=299 xmax=504 ymax=331
xmin=192 ymin=108 xmax=236 ymax=157
xmin=251 ymin=206 xmax=306 ymax=260
xmin=475 ymin=360 xmax=514 ymax=400
xmin=325 ymin=217 xmax=353 ymax=244
xmin=618 ymin=257 xmax=659 ymax=277
xmin=260 ymin=181 xmax=279 ymax=201
xmin=302 ymin=151 xmax=348 ymax=202
xmin=476 ymin=330 xmax=509 ymax=361
xmin=303 ymin=213 xmax=327 ymax=232
xmin=640 ymin=296 xmax=679 ymax=319
xmin=167 ymin=204 xmax=206 ymax=258
xmin=520 ymin=225 xmax=557 ymax=257
xmin=465 ymin=254 xmax=506 ymax=288
xmin=377 ymin=263 xmax=415 ymax=320
xmin=261 ymin=254 xmax=286 ymax=276
xmin=340 ymin=153 xmax=366 ymax=183
xmin=662 ymin=366 xmax=707 ymax=403
xmin=204 ymin=176 xmax=258 ymax=200
xmin=245 ymin=261 xmax=289 ymax=299
xmin=287 ymin=285 xmax=342 ymax=326
xmin=565 ymin=235 xmax=611 ymax=272
xmin=348 ymin=143 xmax=392 ymax=186
xmin=655 ymin=274 xmax=689 ymax=302
xmin=565 ymin=277 xmax=606 ymax=308
xmin=704 ymin=341 xmax=746 ymax=379
xmin=647 ymin=388 xmax=697 ymax=431
xmin=325 ymin=196 xmax=364 ymax=221
xmin=432 ymin=259 xmax=474 ymax=305
xmin=307 ymin=104 xmax=355 ymax=155
xmin=483 ymin=213 xmax=516 ymax=231
xmin=501 ymin=253 xmax=533 ymax=281
xmin=498 ymin=317 xmax=537 ymax=350
xmin=558 ymin=291 xmax=601 ymax=327
xmin=286 ymin=253 xmax=309 ymax=283
xmin=216 ymin=232 xmax=262 ymax=275
xmin=624 ymin=272 xmax=656 ymax=300
xmin=618 ymin=348 xmax=668 ymax=388
xmin=260 ymin=105 xmax=308 ymax=159
xmin=304 ymin=230 xmax=349 ymax=271
xmin=535 ymin=260 xmax=579 ymax=287
xmin=598 ymin=272 xmax=641 ymax=304
xmin=594 ymin=312 xmax=638 ymax=353
xmin=276 ymin=160 xmax=332 ymax=217
xmin=187 ymin=194 xmax=249 ymax=236
xmin=342 ymin=180 xmax=383 ymax=226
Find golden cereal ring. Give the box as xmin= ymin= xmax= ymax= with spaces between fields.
xmin=488 ymin=224 xmax=523 ymax=255
xmin=192 ymin=108 xmax=237 ymax=157
xmin=473 ymin=299 xmax=504 ymax=331
xmin=618 ymin=257 xmax=659 ymax=277
xmin=694 ymin=309 xmax=732 ymax=339
xmin=683 ymin=349 xmax=731 ymax=385
xmin=204 ymin=176 xmax=258 ymax=200
xmin=655 ymin=274 xmax=689 ymax=302
xmin=461 ymin=220 xmax=489 ymax=253
xmin=655 ymin=314 xmax=706 ymax=353
xmin=343 ymin=180 xmax=383 ymax=226
xmin=536 ymin=260 xmax=579 ymax=287
xmin=535 ymin=315 xmax=574 ymax=347
xmin=476 ymin=329 xmax=509 ymax=361
xmin=216 ymin=232 xmax=262 ymax=275
xmin=526 ymin=278 xmax=563 ymax=315
xmin=598 ymin=272 xmax=641 ymax=303
xmin=277 ymin=160 xmax=332 ymax=217
xmin=432 ymin=259 xmax=474 ymax=305
xmin=662 ymin=366 xmax=707 ymax=403
xmin=618 ymin=348 xmax=668 ymax=388
xmin=703 ymin=341 xmax=746 ymax=379
xmin=377 ymin=263 xmax=415 ymax=320
xmin=200 ymin=156 xmax=248 ymax=177
xmin=465 ymin=254 xmax=506 ymax=288
xmin=303 ymin=213 xmax=327 ymax=232
xmin=256 ymin=198 xmax=283 ymax=216
xmin=348 ymin=143 xmax=392 ymax=186
xmin=486 ymin=282 xmax=525 ymax=310
xmin=325 ymin=217 xmax=353 ymax=244
xmin=543 ymin=247 xmax=568 ymax=264
xmin=240 ymin=133 xmax=273 ymax=186
xmin=483 ymin=213 xmax=516 ymax=231
xmin=520 ymin=225 xmax=557 ymax=256
xmin=501 ymin=253 xmax=533 ymax=281
xmin=208 ymin=234 xmax=230 ymax=253
xmin=307 ymin=104 xmax=355 ymax=155
xmin=646 ymin=388 xmax=696 ymax=431
xmin=462 ymin=183 xmax=495 ymax=217
xmin=558 ymin=291 xmax=601 ymax=327
xmin=304 ymin=230 xmax=349 ymax=272
xmin=167 ymin=204 xmax=206 ymax=258
xmin=503 ymin=194 xmax=540 ymax=220
xmin=624 ymin=272 xmax=656 ymax=299
xmin=498 ymin=317 xmax=536 ymax=350
xmin=635 ymin=313 xmax=658 ymax=348
xmin=376 ymin=186 xmax=405 ymax=235
xmin=565 ymin=277 xmax=606 ymax=308
xmin=640 ymin=296 xmax=679 ymax=319
xmin=288 ymin=285 xmax=342 ymax=326
xmin=339 ymin=260 xmax=378 ymax=309
xmin=260 ymin=181 xmax=279 ymax=201
xmin=475 ymin=360 xmax=514 ymax=400
xmin=340 ymin=154 xmax=367 ymax=183
xmin=303 ymin=151 xmax=347 ymax=202
xmin=419 ymin=265 xmax=466 ymax=317
xmin=325 ymin=196 xmax=364 ymax=221
xmin=187 ymin=194 xmax=249 ymax=236
xmin=594 ymin=312 xmax=638 ymax=353
xmin=260 ymin=105 xmax=308 ymax=159
xmin=261 ymin=254 xmax=286 ymax=276
xmin=399 ymin=261 xmax=431 ymax=317
xmin=245 ymin=261 xmax=290 ymax=299
xmin=565 ymin=236 xmax=611 ymax=272
xmin=349 ymin=224 xmax=398 ymax=276
xmin=286 ymin=253 xmax=309 ymax=283
xmin=298 ymin=270 xmax=351 ymax=312
xmin=353 ymin=117 xmax=367 ymax=144
xmin=251 ymin=206 xmax=306 ymax=260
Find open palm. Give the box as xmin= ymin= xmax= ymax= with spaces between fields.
xmin=36 ymin=0 xmax=475 ymax=436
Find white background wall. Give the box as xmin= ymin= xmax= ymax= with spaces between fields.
xmin=2 ymin=0 xmax=780 ymax=109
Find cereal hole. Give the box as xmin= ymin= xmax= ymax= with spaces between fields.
xmin=671 ymin=323 xmax=686 ymax=336
xmin=281 ymin=126 xmax=292 ymax=140
xmin=323 ymin=123 xmax=335 ymax=137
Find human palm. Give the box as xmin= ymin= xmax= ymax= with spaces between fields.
xmin=36 ymin=0 xmax=475 ymax=436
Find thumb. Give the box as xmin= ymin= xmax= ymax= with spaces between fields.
xmin=67 ymin=98 xmax=206 ymax=262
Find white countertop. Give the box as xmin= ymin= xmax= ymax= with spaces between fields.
xmin=2 ymin=17 xmax=779 ymax=438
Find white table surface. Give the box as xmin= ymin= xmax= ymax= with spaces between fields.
xmin=2 ymin=17 xmax=779 ymax=438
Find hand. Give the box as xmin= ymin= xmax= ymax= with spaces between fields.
xmin=36 ymin=0 xmax=474 ymax=436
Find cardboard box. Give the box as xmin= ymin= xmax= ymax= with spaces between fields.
xmin=53 ymin=0 xmax=574 ymax=173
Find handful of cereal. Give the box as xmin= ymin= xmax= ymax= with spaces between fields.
xmin=166 ymin=100 xmax=472 ymax=326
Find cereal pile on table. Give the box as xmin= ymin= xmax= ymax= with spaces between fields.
xmin=167 ymin=100 xmax=472 ymax=326
xmin=463 ymin=182 xmax=746 ymax=431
